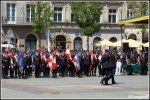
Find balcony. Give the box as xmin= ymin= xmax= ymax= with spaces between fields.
xmin=1 ymin=16 xmax=34 ymax=25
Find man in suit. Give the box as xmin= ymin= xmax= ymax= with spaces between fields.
xmin=100 ymin=49 xmax=110 ymax=85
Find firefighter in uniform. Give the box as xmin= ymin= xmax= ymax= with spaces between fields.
xmin=100 ymin=49 xmax=110 ymax=85
xmin=70 ymin=50 xmax=75 ymax=77
xmin=59 ymin=50 xmax=67 ymax=77
xmin=2 ymin=52 xmax=10 ymax=79
xmin=92 ymin=51 xmax=99 ymax=76
xmin=33 ymin=50 xmax=41 ymax=78
xmin=23 ymin=52 xmax=30 ymax=78
xmin=83 ymin=50 xmax=91 ymax=76
xmin=107 ymin=50 xmax=118 ymax=84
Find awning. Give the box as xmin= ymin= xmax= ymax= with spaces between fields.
xmin=118 ymin=14 xmax=149 ymax=25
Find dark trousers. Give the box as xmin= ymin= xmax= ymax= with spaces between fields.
xmin=141 ymin=65 xmax=147 ymax=75
xmin=107 ymin=67 xmax=116 ymax=80
xmin=43 ymin=65 xmax=47 ymax=77
xmin=3 ymin=66 xmax=9 ymax=78
xmin=92 ymin=64 xmax=98 ymax=75
xmin=84 ymin=64 xmax=90 ymax=76
xmin=35 ymin=65 xmax=40 ymax=77
xmin=61 ymin=65 xmax=66 ymax=76
xmin=23 ymin=66 xmax=28 ymax=77
xmin=52 ymin=69 xmax=57 ymax=77
xmin=10 ymin=67 xmax=14 ymax=78
xmin=70 ymin=63 xmax=75 ymax=76
xmin=100 ymin=68 xmax=111 ymax=84
xmin=98 ymin=65 xmax=102 ymax=76
xmin=56 ymin=66 xmax=61 ymax=75
xmin=14 ymin=65 xmax=19 ymax=77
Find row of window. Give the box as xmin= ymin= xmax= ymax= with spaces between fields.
xmin=6 ymin=3 xmax=131 ymax=23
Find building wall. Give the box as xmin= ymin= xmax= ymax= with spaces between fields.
xmin=1 ymin=1 xmax=148 ymax=52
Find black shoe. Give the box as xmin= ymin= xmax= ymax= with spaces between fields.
xmin=112 ymin=77 xmax=117 ymax=84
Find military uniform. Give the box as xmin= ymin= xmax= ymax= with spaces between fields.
xmin=107 ymin=51 xmax=118 ymax=84
xmin=92 ymin=52 xmax=99 ymax=76
xmin=130 ymin=53 xmax=137 ymax=65
xmin=23 ymin=53 xmax=30 ymax=78
xmin=70 ymin=51 xmax=75 ymax=77
xmin=33 ymin=51 xmax=41 ymax=78
xmin=13 ymin=53 xmax=19 ymax=78
xmin=2 ymin=53 xmax=10 ymax=79
xmin=83 ymin=51 xmax=91 ymax=76
xmin=139 ymin=53 xmax=148 ymax=75
xmin=59 ymin=51 xmax=67 ymax=77
xmin=100 ymin=49 xmax=110 ymax=85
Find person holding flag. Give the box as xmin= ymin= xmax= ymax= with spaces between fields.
xmin=74 ymin=50 xmax=81 ymax=78
xmin=17 ymin=51 xmax=24 ymax=79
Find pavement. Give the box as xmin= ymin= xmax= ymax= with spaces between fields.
xmin=1 ymin=74 xmax=149 ymax=99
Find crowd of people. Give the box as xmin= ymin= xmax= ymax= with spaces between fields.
xmin=1 ymin=47 xmax=149 ymax=85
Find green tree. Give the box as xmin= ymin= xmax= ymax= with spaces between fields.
xmin=128 ymin=2 xmax=148 ymax=32
xmin=30 ymin=1 xmax=54 ymax=48
xmin=71 ymin=2 xmax=103 ymax=50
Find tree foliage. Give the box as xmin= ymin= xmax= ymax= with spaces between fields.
xmin=127 ymin=2 xmax=148 ymax=31
xmin=30 ymin=1 xmax=54 ymax=48
xmin=71 ymin=2 xmax=103 ymax=37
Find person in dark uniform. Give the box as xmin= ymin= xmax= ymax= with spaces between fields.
xmin=76 ymin=50 xmax=82 ymax=77
xmin=107 ymin=50 xmax=118 ymax=84
xmin=56 ymin=52 xmax=60 ymax=77
xmin=59 ymin=50 xmax=67 ymax=77
xmin=42 ymin=51 xmax=48 ymax=78
xmin=130 ymin=52 xmax=137 ymax=65
xmin=13 ymin=52 xmax=19 ymax=78
xmin=23 ymin=52 xmax=30 ymax=78
xmin=28 ymin=51 xmax=32 ymax=77
xmin=2 ymin=52 xmax=10 ymax=79
xmin=80 ymin=50 xmax=85 ymax=75
xmin=52 ymin=52 xmax=57 ymax=78
xmin=92 ymin=51 xmax=99 ymax=76
xmin=121 ymin=53 xmax=127 ymax=75
xmin=83 ymin=50 xmax=91 ymax=77
xmin=33 ymin=50 xmax=41 ymax=78
xmin=70 ymin=50 xmax=75 ymax=77
xmin=45 ymin=51 xmax=50 ymax=77
xmin=139 ymin=53 xmax=148 ymax=75
xmin=100 ymin=49 xmax=110 ymax=85
xmin=9 ymin=53 xmax=14 ymax=78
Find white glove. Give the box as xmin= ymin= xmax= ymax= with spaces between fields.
xmin=9 ymin=66 xmax=10 ymax=68
xmin=3 ymin=66 xmax=4 ymax=68
xmin=30 ymin=65 xmax=32 ymax=67
xmin=27 ymin=66 xmax=29 ymax=68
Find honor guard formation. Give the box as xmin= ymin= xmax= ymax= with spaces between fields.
xmin=2 ymin=47 xmax=149 ymax=85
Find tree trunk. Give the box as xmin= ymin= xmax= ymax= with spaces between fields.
xmin=87 ymin=36 xmax=89 ymax=51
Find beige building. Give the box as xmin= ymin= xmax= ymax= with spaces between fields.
xmin=1 ymin=1 xmax=148 ymax=51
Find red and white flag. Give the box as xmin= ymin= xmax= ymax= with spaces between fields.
xmin=8 ymin=46 xmax=11 ymax=56
xmin=65 ymin=45 xmax=70 ymax=60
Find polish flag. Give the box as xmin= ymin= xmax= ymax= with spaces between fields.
xmin=47 ymin=55 xmax=52 ymax=72
xmin=65 ymin=45 xmax=70 ymax=59
xmin=8 ymin=46 xmax=11 ymax=56
xmin=40 ymin=48 xmax=44 ymax=59
xmin=51 ymin=53 xmax=57 ymax=69
xmin=55 ymin=46 xmax=58 ymax=55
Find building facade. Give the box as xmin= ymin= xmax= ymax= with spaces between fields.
xmin=1 ymin=1 xmax=148 ymax=51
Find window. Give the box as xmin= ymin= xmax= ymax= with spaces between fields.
xmin=109 ymin=9 xmax=117 ymax=23
xmin=6 ymin=4 xmax=16 ymax=22
xmin=71 ymin=13 xmax=74 ymax=22
xmin=54 ymin=7 xmax=63 ymax=22
xmin=26 ymin=4 xmax=34 ymax=22
xmin=97 ymin=15 xmax=100 ymax=23
xmin=127 ymin=9 xmax=132 ymax=18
